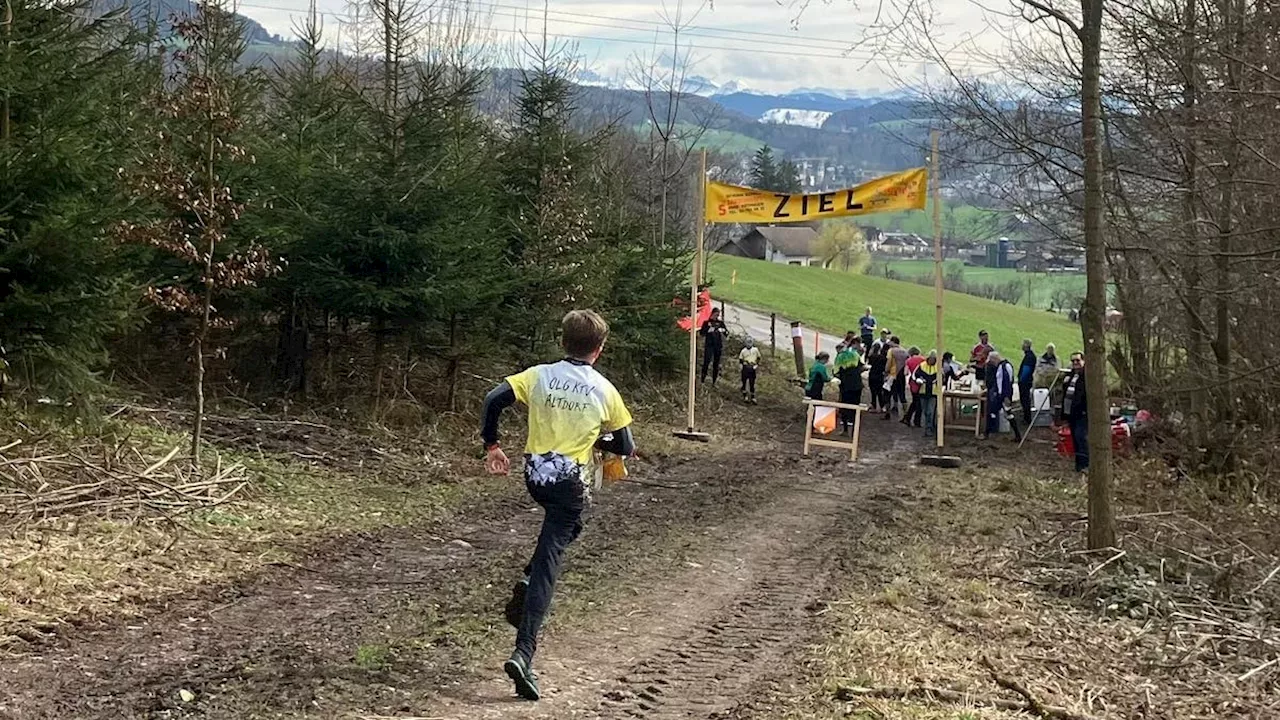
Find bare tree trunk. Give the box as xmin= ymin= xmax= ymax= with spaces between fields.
xmin=192 ymin=15 xmax=220 ymax=469
xmin=373 ymin=317 xmax=385 ymax=409
xmin=1080 ymin=0 xmax=1115 ymax=550
xmin=1213 ymin=0 xmax=1244 ymax=427
xmin=1180 ymin=0 xmax=1208 ymax=444
xmin=2 ymin=0 xmax=11 ymax=142
xmin=445 ymin=312 xmax=460 ymax=412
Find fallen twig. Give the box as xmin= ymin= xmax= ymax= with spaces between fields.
xmin=835 ymin=683 xmax=1102 ymax=720
xmin=1237 ymin=656 xmax=1278 ymax=682
xmin=1246 ymin=563 xmax=1280 ymax=597
xmin=980 ymin=655 xmax=1099 ymax=720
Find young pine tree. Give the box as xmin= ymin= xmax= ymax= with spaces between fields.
xmin=117 ymin=0 xmax=276 ymax=465
xmin=749 ymin=145 xmax=779 ymax=189
xmin=252 ymin=1 xmax=352 ymax=394
xmin=499 ymin=53 xmax=616 ymax=355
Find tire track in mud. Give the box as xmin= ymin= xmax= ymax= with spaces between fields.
xmin=595 ymin=492 xmax=852 ymax=719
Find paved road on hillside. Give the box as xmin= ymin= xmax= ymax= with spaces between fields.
xmin=719 ymin=303 xmax=841 ymax=363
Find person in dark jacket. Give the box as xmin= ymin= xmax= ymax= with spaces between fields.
xmin=806 ymin=351 xmax=832 ymax=401
xmin=1062 ymin=352 xmax=1089 ymax=472
xmin=866 ymin=342 xmax=887 ymax=411
xmin=1018 ymin=339 xmax=1037 ymax=425
xmin=833 ymin=340 xmax=865 ymax=434
xmin=914 ymin=350 xmax=941 ymax=438
xmin=699 ymin=308 xmax=728 ymax=386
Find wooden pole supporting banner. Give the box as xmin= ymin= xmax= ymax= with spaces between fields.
xmin=674 ymin=149 xmax=710 ymax=442
xmin=931 ymin=129 xmax=945 ymax=448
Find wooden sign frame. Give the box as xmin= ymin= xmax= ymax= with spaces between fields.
xmin=802 ymin=399 xmax=868 ymax=461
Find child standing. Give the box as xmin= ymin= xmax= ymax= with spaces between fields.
xmin=805 ymin=351 xmax=832 ymax=401
xmin=739 ymin=336 xmax=761 ymax=403
xmin=480 ymin=310 xmax=635 ymax=701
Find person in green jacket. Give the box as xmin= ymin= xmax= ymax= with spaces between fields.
xmin=833 ymin=341 xmax=864 ymax=433
xmin=805 ymin=351 xmax=832 ymax=401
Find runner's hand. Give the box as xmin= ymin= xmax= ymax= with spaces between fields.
xmin=485 ymin=446 xmax=510 ymax=475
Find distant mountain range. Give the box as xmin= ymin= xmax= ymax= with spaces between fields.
xmin=567 ymin=69 xmax=901 ymax=121
xmin=107 ymin=0 xmax=278 ymax=44
xmin=119 ymin=6 xmax=935 ymax=175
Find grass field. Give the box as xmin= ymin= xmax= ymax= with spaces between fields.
xmin=707 ymin=255 xmax=1085 ymax=358
xmin=632 ymin=123 xmax=762 ymax=154
xmin=874 ymin=258 xmax=1088 ymax=310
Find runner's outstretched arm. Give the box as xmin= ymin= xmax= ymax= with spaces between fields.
xmin=481 ymin=381 xmax=516 ymax=449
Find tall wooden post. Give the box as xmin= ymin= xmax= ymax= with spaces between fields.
xmin=685 ymin=150 xmax=707 ymax=433
xmin=2 ymin=0 xmax=12 ymax=142
xmin=770 ymin=313 xmax=777 ymax=357
xmin=931 ymin=130 xmax=945 ymax=447
xmin=791 ymin=321 xmax=805 ymax=377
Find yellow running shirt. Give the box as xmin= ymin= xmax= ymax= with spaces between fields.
xmin=506 ymin=360 xmax=633 ymax=465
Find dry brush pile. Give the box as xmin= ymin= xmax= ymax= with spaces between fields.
xmin=0 ymin=436 xmax=250 ymax=529
xmin=1022 ymin=460 xmax=1279 ymax=714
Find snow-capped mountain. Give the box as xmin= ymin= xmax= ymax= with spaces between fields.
xmin=759 ymin=108 xmax=834 ymax=128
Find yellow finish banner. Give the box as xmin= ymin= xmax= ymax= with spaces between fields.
xmin=704 ymin=167 xmax=928 ymax=224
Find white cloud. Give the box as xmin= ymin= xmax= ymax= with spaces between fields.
xmin=238 ymin=0 xmax=1036 ymax=93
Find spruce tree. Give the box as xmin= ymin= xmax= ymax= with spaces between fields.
xmin=749 ymin=145 xmax=779 ymax=189
xmin=252 ymin=1 xmax=352 ymax=394
xmin=778 ymin=158 xmax=803 ymax=193
xmin=0 ymin=1 xmax=143 ymax=395
xmin=499 ymin=53 xmax=617 ymax=355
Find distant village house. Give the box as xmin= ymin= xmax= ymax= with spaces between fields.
xmin=874 ymin=232 xmax=930 ymax=257
xmin=715 ymin=226 xmax=824 ymax=267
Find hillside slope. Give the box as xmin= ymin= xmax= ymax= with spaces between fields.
xmin=707 ymin=255 xmax=1083 ymax=358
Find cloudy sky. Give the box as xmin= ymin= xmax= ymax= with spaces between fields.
xmin=237 ymin=0 xmax=1031 ymax=95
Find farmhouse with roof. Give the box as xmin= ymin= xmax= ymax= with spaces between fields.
xmin=715 ymin=226 xmax=824 ymax=267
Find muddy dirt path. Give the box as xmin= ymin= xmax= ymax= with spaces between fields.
xmin=0 ymin=408 xmax=926 ymax=720
xmin=428 ymin=441 xmax=916 ymax=720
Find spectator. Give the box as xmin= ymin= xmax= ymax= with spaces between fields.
xmin=884 ymin=336 xmax=910 ymax=420
xmin=859 ymin=307 xmax=876 ymax=349
xmin=1040 ymin=342 xmax=1059 ymax=369
xmin=1019 ymin=339 xmax=1037 ymax=425
xmin=902 ymin=346 xmax=924 ymax=428
xmin=1034 ymin=342 xmax=1061 ymax=389
xmin=985 ymin=351 xmax=1014 ymax=438
xmin=915 ymin=350 xmax=940 ymax=438
xmin=1061 ymin=352 xmax=1089 ymax=472
xmin=806 ymin=351 xmax=832 ymax=401
xmin=834 ymin=340 xmax=864 ymax=434
xmin=866 ymin=341 xmax=887 ymax=412
xmin=970 ymin=329 xmax=994 ymax=368
xmin=941 ymin=351 xmax=967 ymax=389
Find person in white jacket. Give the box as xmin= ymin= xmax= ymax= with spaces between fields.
xmin=984 ymin=351 xmax=1015 ymax=438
